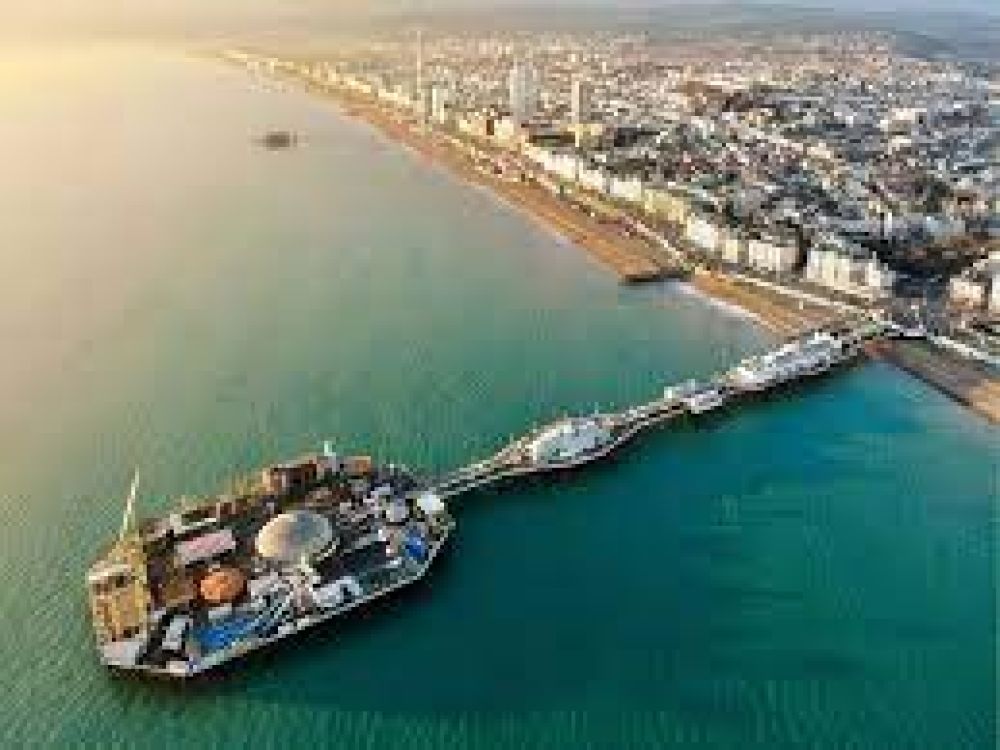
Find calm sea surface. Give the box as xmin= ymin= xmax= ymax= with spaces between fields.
xmin=0 ymin=47 xmax=994 ymax=749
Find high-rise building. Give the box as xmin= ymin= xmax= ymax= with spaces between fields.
xmin=416 ymin=28 xmax=424 ymax=93
xmin=418 ymin=82 xmax=433 ymax=122
xmin=415 ymin=28 xmax=428 ymax=121
xmin=509 ymin=61 xmax=538 ymax=129
xmin=571 ymin=77 xmax=591 ymax=126
xmin=430 ymin=85 xmax=452 ymax=126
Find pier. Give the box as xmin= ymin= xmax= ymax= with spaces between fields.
xmin=87 ymin=319 xmax=883 ymax=678
xmin=428 ymin=321 xmax=879 ymax=501
xmin=431 ymin=403 xmax=681 ymax=499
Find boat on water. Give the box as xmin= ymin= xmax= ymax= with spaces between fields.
xmin=86 ymin=443 xmax=453 ymax=678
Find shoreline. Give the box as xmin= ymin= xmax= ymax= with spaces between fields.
xmin=323 ymin=93 xmax=1000 ymax=424
xmin=318 ymin=86 xmax=826 ymax=337
xmin=234 ymin=59 xmax=999 ymax=424
xmin=669 ymin=279 xmax=765 ymax=326
xmin=687 ymin=269 xmax=836 ymax=337
xmin=206 ymin=43 xmax=834 ymax=338
xmin=867 ymin=339 xmax=1000 ymax=424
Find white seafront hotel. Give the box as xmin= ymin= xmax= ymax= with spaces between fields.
xmin=747 ymin=234 xmax=802 ymax=274
xmin=805 ymin=235 xmax=895 ymax=300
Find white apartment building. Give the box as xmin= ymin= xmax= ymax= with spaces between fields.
xmin=430 ymin=86 xmax=452 ymax=126
xmin=579 ymin=164 xmax=610 ymax=195
xmin=524 ymin=146 xmax=579 ymax=184
xmin=609 ymin=175 xmax=644 ymax=204
xmin=720 ymin=231 xmax=748 ymax=265
xmin=949 ymin=275 xmax=988 ymax=308
xmin=509 ymin=61 xmax=539 ymax=129
xmin=570 ymin=77 xmax=592 ymax=127
xmin=805 ymin=237 xmax=896 ymax=299
xmin=951 ymin=251 xmax=1000 ymax=312
xmin=748 ymin=235 xmax=802 ymax=274
xmin=685 ymin=214 xmax=720 ymax=253
xmin=547 ymin=151 xmax=580 ymax=183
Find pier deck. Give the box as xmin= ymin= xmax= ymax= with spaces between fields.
xmin=88 ymin=317 xmax=882 ymax=678
xmin=430 ymin=324 xmax=873 ymax=501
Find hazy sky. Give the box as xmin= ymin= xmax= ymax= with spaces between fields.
xmin=4 ymin=0 xmax=996 ymax=39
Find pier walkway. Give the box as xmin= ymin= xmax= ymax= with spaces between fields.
xmin=430 ymin=398 xmax=685 ymax=500
xmin=427 ymin=321 xmax=881 ymax=502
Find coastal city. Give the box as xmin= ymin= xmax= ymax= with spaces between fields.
xmin=82 ymin=26 xmax=999 ymax=679
xmin=0 ymin=0 xmax=997 ymax=745
xmin=223 ymin=29 xmax=999 ymax=421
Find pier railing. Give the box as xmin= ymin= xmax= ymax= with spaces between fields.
xmin=427 ymin=323 xmax=876 ymax=501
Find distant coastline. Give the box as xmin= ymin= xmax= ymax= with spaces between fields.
xmin=220 ymin=53 xmax=1000 ymax=424
xmin=243 ymin=62 xmax=833 ymax=338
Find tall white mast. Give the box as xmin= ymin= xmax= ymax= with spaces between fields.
xmin=119 ymin=470 xmax=140 ymax=541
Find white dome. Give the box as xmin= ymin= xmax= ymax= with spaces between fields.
xmin=255 ymin=511 xmax=334 ymax=564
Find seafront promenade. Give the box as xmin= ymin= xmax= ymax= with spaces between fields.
xmin=219 ymin=51 xmax=999 ymax=425
xmin=4 ymin=45 xmax=994 ymax=748
xmin=217 ymin=51 xmax=855 ymax=337
xmin=332 ymin=92 xmax=675 ymax=283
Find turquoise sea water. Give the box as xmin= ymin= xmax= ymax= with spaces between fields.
xmin=0 ymin=48 xmax=994 ymax=748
